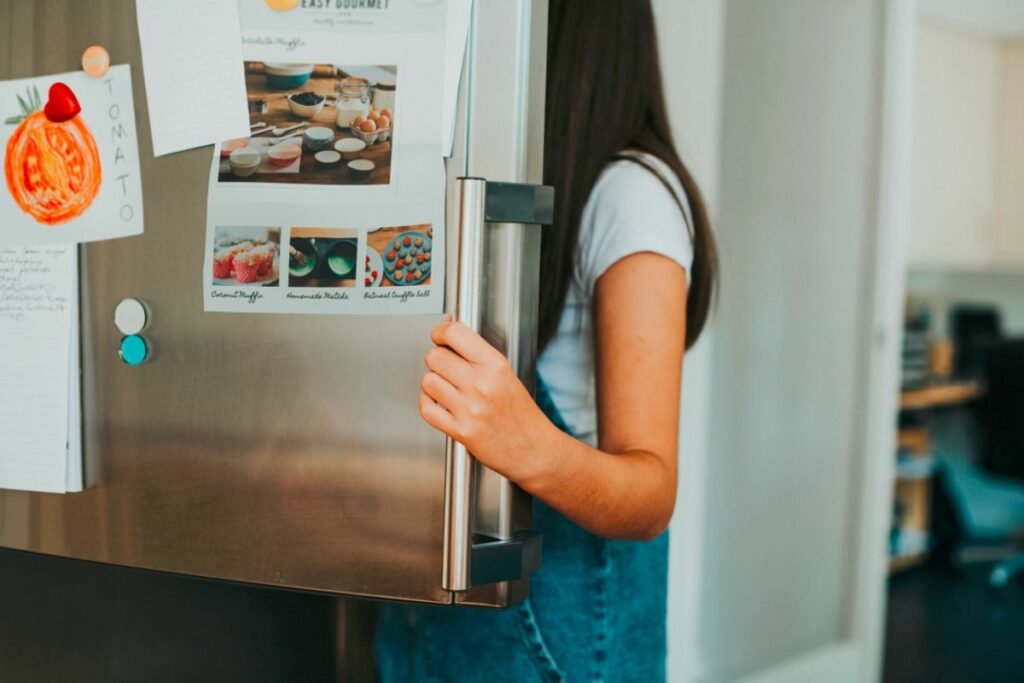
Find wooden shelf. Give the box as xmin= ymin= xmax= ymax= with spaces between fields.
xmin=900 ymin=380 xmax=983 ymax=411
xmin=897 ymin=426 xmax=931 ymax=454
xmin=889 ymin=551 xmax=928 ymax=574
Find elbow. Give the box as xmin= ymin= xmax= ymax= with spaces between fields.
xmin=620 ymin=498 xmax=676 ymax=542
xmin=629 ymin=467 xmax=677 ymax=540
xmin=632 ymin=514 xmax=672 ymax=541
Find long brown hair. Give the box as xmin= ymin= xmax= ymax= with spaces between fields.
xmin=541 ymin=0 xmax=718 ymax=350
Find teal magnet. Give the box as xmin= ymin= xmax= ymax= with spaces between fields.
xmin=119 ymin=334 xmax=149 ymax=366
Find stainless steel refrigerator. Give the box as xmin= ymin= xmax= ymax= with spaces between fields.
xmin=0 ymin=0 xmax=550 ymax=611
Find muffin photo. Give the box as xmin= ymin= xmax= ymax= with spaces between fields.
xmin=211 ymin=227 xmax=281 ymax=287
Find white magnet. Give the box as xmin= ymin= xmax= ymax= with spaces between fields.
xmin=114 ymin=298 xmax=148 ymax=335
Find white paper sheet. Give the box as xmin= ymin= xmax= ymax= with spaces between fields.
xmin=0 ymin=66 xmax=144 ymax=246
xmin=0 ymin=245 xmax=80 ymax=493
xmin=444 ymin=0 xmax=472 ymax=156
xmin=65 ymin=258 xmax=83 ymax=493
xmin=135 ymin=0 xmax=249 ymax=156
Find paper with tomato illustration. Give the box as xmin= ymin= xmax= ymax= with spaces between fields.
xmin=0 ymin=65 xmax=143 ymax=246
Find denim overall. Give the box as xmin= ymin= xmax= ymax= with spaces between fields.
xmin=375 ymin=375 xmax=669 ymax=683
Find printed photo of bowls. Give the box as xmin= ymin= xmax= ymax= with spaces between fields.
xmin=347 ymin=159 xmax=375 ymax=180
xmin=267 ymin=144 xmax=302 ymax=168
xmin=302 ymin=126 xmax=335 ymax=152
xmin=263 ymin=62 xmax=314 ymax=89
xmin=326 ymin=239 xmax=358 ymax=279
xmin=287 ymin=92 xmax=326 ymax=119
xmin=315 ymin=150 xmax=341 ymax=165
xmin=218 ymin=62 xmax=396 ymax=187
xmin=221 ymin=138 xmax=249 ymax=157
xmin=288 ymin=230 xmax=360 ymax=288
xmin=333 ymin=138 xmax=366 ymax=160
xmin=229 ymin=148 xmax=261 ymax=177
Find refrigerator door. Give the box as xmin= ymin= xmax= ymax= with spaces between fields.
xmin=0 ymin=0 xmax=547 ymax=608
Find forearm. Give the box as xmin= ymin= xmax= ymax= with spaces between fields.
xmin=418 ymin=314 xmax=683 ymax=542
xmin=511 ymin=419 xmax=677 ymax=541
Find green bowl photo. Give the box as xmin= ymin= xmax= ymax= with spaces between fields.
xmin=327 ymin=239 xmax=357 ymax=279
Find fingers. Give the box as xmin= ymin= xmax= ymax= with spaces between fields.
xmin=421 ymin=371 xmax=459 ymax=411
xmin=424 ymin=345 xmax=473 ymax=388
xmin=431 ymin=321 xmax=502 ymax=366
xmin=419 ymin=391 xmax=459 ymax=437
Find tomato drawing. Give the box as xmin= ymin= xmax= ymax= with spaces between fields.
xmin=4 ymin=83 xmax=101 ymax=226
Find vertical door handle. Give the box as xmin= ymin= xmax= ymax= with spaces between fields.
xmin=442 ymin=178 xmax=554 ymax=593
xmin=442 ymin=177 xmax=488 ymax=592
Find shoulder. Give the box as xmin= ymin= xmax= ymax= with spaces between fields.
xmin=576 ymin=153 xmax=694 ymax=294
xmin=585 ymin=154 xmax=692 ymax=229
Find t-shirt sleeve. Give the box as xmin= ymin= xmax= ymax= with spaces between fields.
xmin=577 ymin=161 xmax=695 ymax=296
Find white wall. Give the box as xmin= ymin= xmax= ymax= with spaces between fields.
xmin=919 ymin=0 xmax=1024 ymax=38
xmin=995 ymin=42 xmax=1024 ymax=265
xmin=652 ymin=2 xmax=725 ymax=682
xmin=907 ymin=21 xmax=1000 ymax=269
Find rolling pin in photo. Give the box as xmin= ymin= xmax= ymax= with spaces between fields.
xmin=245 ymin=62 xmax=337 ymax=78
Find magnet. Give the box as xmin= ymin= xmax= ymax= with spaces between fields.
xmin=42 ymin=83 xmax=81 ymax=123
xmin=114 ymin=297 xmax=148 ymax=335
xmin=81 ymin=45 xmax=110 ymax=78
xmin=119 ymin=334 xmax=149 ymax=367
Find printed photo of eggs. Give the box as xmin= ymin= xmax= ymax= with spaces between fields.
xmin=288 ymin=228 xmax=359 ymax=288
xmin=212 ymin=227 xmax=280 ymax=287
xmin=367 ymin=224 xmax=433 ymax=287
xmin=217 ymin=62 xmax=396 ymax=186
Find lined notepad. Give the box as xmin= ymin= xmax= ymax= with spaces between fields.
xmin=135 ymin=0 xmax=249 ymax=156
xmin=0 ymin=246 xmax=82 ymax=493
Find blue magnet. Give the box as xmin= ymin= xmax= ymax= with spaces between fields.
xmin=119 ymin=334 xmax=149 ymax=366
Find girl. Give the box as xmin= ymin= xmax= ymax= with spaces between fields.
xmin=377 ymin=1 xmax=717 ymax=680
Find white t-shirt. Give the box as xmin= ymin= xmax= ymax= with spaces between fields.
xmin=536 ymin=152 xmax=694 ymax=446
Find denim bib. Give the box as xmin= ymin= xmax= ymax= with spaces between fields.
xmin=375 ymin=375 xmax=669 ymax=683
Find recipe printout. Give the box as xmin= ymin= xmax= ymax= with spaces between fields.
xmin=0 ymin=246 xmax=82 ymax=494
xmin=202 ymin=0 xmax=447 ymax=316
xmin=0 ymin=66 xmax=144 ymax=247
xmin=135 ymin=0 xmax=250 ymax=156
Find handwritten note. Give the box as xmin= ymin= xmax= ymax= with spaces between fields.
xmin=0 ymin=246 xmax=80 ymax=493
xmin=135 ymin=0 xmax=250 ymax=156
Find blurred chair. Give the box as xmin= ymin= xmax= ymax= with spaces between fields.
xmin=951 ymin=305 xmax=1003 ymax=378
xmin=975 ymin=338 xmax=1024 ymax=587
